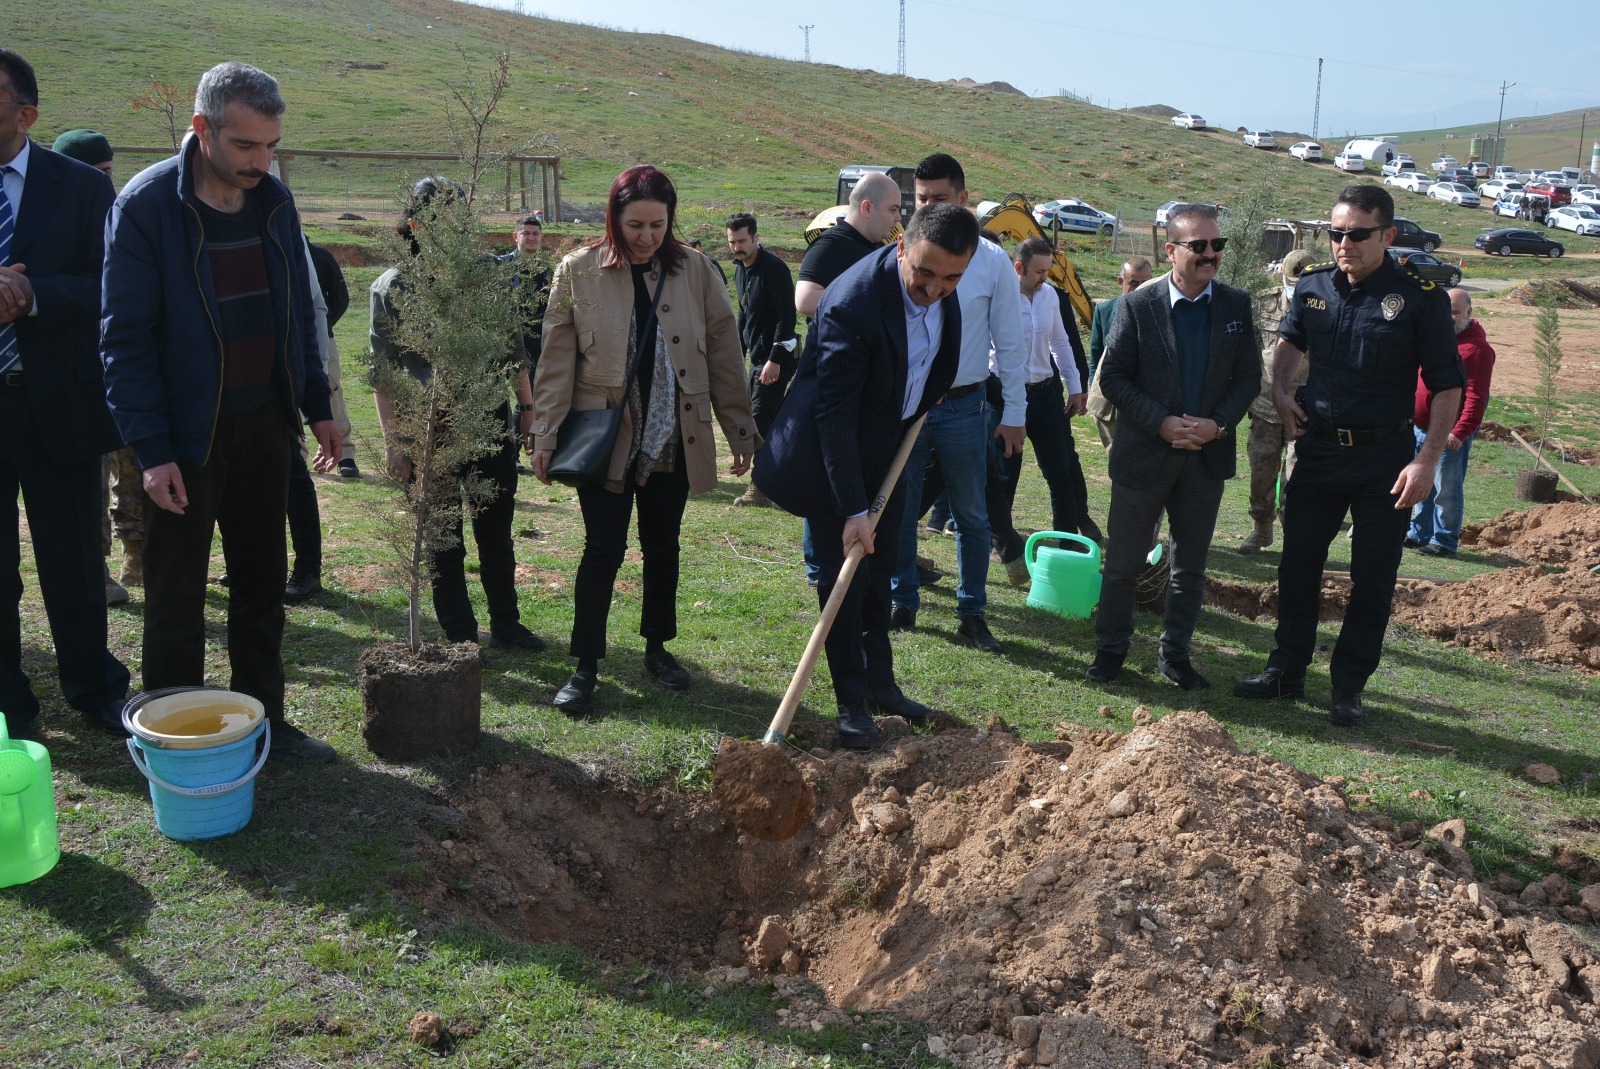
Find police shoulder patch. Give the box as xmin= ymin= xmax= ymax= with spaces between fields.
xmin=1301 ymin=260 xmax=1338 ymax=275
xmin=1396 ymin=264 xmax=1436 ymax=291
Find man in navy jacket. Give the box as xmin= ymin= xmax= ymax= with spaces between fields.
xmin=102 ymin=62 xmax=339 ymax=763
xmin=756 ymin=204 xmax=975 ymax=750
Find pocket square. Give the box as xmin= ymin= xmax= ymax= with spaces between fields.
xmin=1224 ymin=320 xmax=1247 ymax=335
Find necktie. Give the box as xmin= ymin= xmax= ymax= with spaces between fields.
xmin=0 ymin=165 xmax=17 ymax=374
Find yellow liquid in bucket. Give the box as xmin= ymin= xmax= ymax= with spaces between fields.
xmin=141 ymin=705 xmax=257 ymax=739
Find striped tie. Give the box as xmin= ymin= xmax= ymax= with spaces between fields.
xmin=0 ymin=165 xmax=17 ymax=374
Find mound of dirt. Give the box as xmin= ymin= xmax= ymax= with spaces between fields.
xmin=1397 ymin=566 xmax=1600 ymax=670
xmin=944 ymin=77 xmax=1026 ymax=96
xmin=422 ymin=714 xmax=1600 ymax=1067
xmin=1503 ymin=280 xmax=1600 ymax=310
xmin=1462 ymin=503 xmax=1600 ymax=569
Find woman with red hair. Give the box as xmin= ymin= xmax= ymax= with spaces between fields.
xmin=530 ymin=165 xmax=758 ymax=716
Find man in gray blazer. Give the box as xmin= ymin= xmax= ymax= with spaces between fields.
xmin=1088 ymin=204 xmax=1259 ymax=689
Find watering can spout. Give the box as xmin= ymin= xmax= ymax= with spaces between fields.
xmin=1024 ymin=531 xmax=1103 ymax=619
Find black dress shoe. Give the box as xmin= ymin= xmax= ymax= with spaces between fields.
xmin=1232 ymin=666 xmax=1306 ymax=700
xmin=1079 ymin=519 xmax=1105 ymax=545
xmin=487 ymin=624 xmax=548 ymax=652
xmin=889 ymin=604 xmax=916 ymax=632
xmin=644 ymin=649 xmax=692 ymax=690
xmin=284 ymin=573 xmax=323 ymax=603
xmin=82 ymin=701 xmax=131 ymax=737
xmin=1417 ymin=543 xmax=1455 ymax=558
xmin=956 ymin=616 xmax=1002 ymax=653
xmin=269 ymin=720 xmax=337 ymax=763
xmin=1329 ymin=689 xmax=1365 ymax=727
xmin=866 ymin=686 xmax=930 ymax=725
xmin=1402 ymin=536 xmax=1421 ymax=549
xmin=836 ymin=702 xmax=880 ymax=750
xmin=1157 ymin=653 xmax=1210 ymax=690
xmin=1086 ymin=650 xmax=1124 ymax=684
xmin=5 ymin=716 xmax=41 ymax=743
xmin=554 ymin=671 xmax=598 ymax=717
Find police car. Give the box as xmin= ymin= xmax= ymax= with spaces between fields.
xmin=1032 ymin=199 xmax=1118 ymax=235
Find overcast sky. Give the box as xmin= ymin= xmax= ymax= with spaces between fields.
xmin=475 ymin=0 xmax=1595 ymax=137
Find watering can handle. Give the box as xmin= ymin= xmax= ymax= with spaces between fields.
xmin=124 ymin=722 xmax=271 ymax=798
xmin=761 ymin=414 xmax=928 ymax=746
xmin=1024 ymin=531 xmax=1097 ymax=567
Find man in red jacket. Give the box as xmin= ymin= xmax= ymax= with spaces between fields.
xmin=1408 ymin=288 xmax=1494 ymax=558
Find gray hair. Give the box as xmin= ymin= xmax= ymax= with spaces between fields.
xmin=1447 ymin=287 xmax=1471 ymax=313
xmin=1166 ymin=202 xmax=1219 ymax=237
xmin=195 ymin=62 xmax=285 ymax=128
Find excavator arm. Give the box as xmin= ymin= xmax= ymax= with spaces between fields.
xmin=976 ymin=194 xmax=1094 ymax=324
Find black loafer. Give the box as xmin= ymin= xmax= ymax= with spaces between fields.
xmin=1086 ymin=650 xmax=1124 ymax=684
xmin=1157 ymin=654 xmax=1210 ymax=691
xmin=554 ymin=671 xmax=598 ymax=717
xmin=269 ymin=721 xmax=336 ymax=763
xmin=1329 ymin=689 xmax=1365 ymax=727
xmin=6 ymin=715 xmax=41 ymax=742
xmin=643 ymin=649 xmax=692 ymax=690
xmin=284 ymin=573 xmax=323 ymax=603
xmin=889 ymin=605 xmax=917 ymax=632
xmin=488 ymin=625 xmax=548 ymax=652
xmin=1417 ymin=544 xmax=1455 ymax=558
xmin=81 ymin=700 xmax=131 ymax=737
xmin=1232 ymin=666 xmax=1306 ymax=700
xmin=866 ymin=687 xmax=930 ymax=725
xmin=956 ymin=616 xmax=1002 ymax=654
xmin=836 ymin=702 xmax=880 ymax=750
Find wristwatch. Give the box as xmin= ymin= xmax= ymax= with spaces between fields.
xmin=1214 ymin=422 xmax=1231 ymax=440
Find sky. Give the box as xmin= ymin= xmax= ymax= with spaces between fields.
xmin=473 ymin=0 xmax=1597 ymax=138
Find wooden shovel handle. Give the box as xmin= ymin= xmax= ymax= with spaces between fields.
xmin=761 ymin=414 xmax=928 ymax=744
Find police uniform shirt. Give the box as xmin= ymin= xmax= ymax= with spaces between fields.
xmin=1278 ymin=254 xmax=1463 ymax=432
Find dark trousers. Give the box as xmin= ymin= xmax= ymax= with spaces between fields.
xmin=1 ymin=385 xmax=130 ymax=728
xmin=286 ymin=442 xmax=321 ymax=579
xmin=989 ymin=377 xmax=1083 ymax=561
xmin=1268 ymin=433 xmax=1412 ymax=693
xmin=570 ymin=460 xmax=689 ymax=660
xmin=810 ymin=488 xmax=905 ymax=707
xmin=143 ymin=403 xmax=291 ymax=721
xmin=748 ymin=361 xmax=794 ymax=442
xmin=433 ymin=407 xmax=522 ymax=641
xmin=1096 ymin=451 xmax=1223 ymax=661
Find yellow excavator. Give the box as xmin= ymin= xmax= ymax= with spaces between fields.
xmin=804 ymin=190 xmax=1094 ymax=325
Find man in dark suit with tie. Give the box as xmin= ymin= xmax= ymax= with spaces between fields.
xmin=756 ymin=203 xmax=977 ymax=750
xmin=0 ymin=49 xmax=130 ymax=740
xmin=1088 ymin=203 xmax=1259 ymax=691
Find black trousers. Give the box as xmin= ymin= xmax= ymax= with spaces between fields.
xmin=1 ymin=384 xmax=130 ymax=728
xmin=433 ymin=406 xmax=522 ymax=641
xmin=810 ymin=488 xmax=905 ymax=707
xmin=1268 ymin=432 xmax=1412 ymax=693
xmin=286 ymin=441 xmax=321 ymax=578
xmin=143 ymin=403 xmax=291 ymax=721
xmin=570 ymin=460 xmax=689 ymax=660
xmin=748 ymin=361 xmax=794 ymax=442
xmin=990 ymin=376 xmax=1083 ymax=561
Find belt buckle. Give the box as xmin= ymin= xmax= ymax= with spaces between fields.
xmin=1337 ymin=428 xmax=1354 ymax=447
xmin=1 ymin=369 xmax=21 ymax=387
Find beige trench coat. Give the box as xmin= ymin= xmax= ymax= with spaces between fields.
xmin=531 ymin=243 xmax=758 ymax=493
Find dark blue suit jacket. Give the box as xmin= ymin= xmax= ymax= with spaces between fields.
xmin=9 ymin=143 xmax=119 ymax=462
xmin=755 ymin=244 xmax=961 ymax=519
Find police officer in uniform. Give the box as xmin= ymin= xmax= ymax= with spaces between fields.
xmin=1233 ymin=184 xmax=1463 ymax=727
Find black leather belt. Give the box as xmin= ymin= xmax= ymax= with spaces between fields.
xmin=0 ymin=369 xmax=23 ymax=388
xmin=1025 ymin=378 xmax=1057 ymax=393
xmin=1308 ymin=420 xmax=1410 ymax=446
xmin=941 ymin=381 xmax=983 ymax=403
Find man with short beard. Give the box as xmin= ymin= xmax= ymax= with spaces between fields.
xmin=1406 ymin=287 xmax=1493 ymax=558
xmin=726 ymin=212 xmax=797 ymax=507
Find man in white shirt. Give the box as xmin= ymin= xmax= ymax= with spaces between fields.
xmin=888 ymin=153 xmax=1025 ymax=654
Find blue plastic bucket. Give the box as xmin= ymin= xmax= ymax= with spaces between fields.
xmin=124 ymin=690 xmax=271 ymax=842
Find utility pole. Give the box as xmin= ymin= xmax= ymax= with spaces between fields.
xmin=799 ymin=24 xmax=813 ymax=63
xmin=1494 ymin=80 xmax=1514 ymax=167
xmin=897 ymin=0 xmax=906 ymax=76
xmin=1312 ymin=58 xmax=1322 ymax=140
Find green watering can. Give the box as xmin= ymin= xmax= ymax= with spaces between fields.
xmin=1024 ymin=531 xmax=1102 ymax=619
xmin=0 ymin=713 xmax=59 ymax=888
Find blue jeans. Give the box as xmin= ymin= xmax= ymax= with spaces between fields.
xmin=891 ymin=390 xmax=990 ymax=618
xmin=1408 ymin=426 xmax=1473 ymax=553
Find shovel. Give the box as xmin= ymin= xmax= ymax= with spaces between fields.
xmin=714 ymin=415 xmax=928 ymax=842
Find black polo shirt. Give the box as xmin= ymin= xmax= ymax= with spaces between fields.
xmin=798 ymin=220 xmax=878 ymax=298
xmin=1279 ymin=256 xmax=1462 ymax=431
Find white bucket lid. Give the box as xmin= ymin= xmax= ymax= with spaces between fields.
xmin=129 ymin=691 xmax=265 ymax=750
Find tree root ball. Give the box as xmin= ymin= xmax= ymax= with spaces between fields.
xmin=408 ymin=1011 xmax=444 ymax=1047
xmin=713 ymin=739 xmax=813 ymax=841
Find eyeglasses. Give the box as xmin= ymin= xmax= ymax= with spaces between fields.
xmin=1169 ymin=237 xmax=1228 ymax=254
xmin=1328 ymin=225 xmax=1389 ymax=244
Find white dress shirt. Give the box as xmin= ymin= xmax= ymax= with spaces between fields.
xmin=953 ymin=237 xmax=1025 ymax=425
xmin=1010 ymin=284 xmax=1082 ymax=394
xmin=899 ymin=274 xmax=944 ymax=421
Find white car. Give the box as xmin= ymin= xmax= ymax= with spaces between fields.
xmin=1171 ymin=112 xmax=1206 ymax=130
xmin=1429 ymin=182 xmax=1481 ymax=206
xmin=1242 ymin=130 xmax=1276 ymax=149
xmin=1431 ymin=156 xmax=1458 ymax=173
xmin=1289 ymin=141 xmax=1323 ymax=161
xmin=1395 ymin=152 xmax=1414 ymax=163
xmin=1574 ymin=188 xmax=1600 ymax=207
xmin=1479 ymin=180 xmax=1524 ymax=200
xmin=1381 ymin=159 xmax=1417 ymax=177
xmin=1333 ymin=152 xmax=1366 ymax=173
xmin=1385 ymin=172 xmax=1433 ymax=194
xmin=1032 ymin=198 xmax=1118 ymax=235
xmin=1493 ymin=165 xmax=1518 ymax=180
xmin=1546 ymin=206 xmax=1600 ymax=236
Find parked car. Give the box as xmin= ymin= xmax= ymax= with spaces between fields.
xmin=1517 ymin=168 xmax=1542 ymax=183
xmin=1033 ymin=198 xmax=1118 ymax=235
xmin=1392 ymin=218 xmax=1442 ymax=251
xmin=1289 ymin=141 xmax=1323 ymax=161
xmin=1495 ymin=192 xmax=1553 ymax=222
xmin=1574 ymin=188 xmax=1600 ymax=207
xmin=1538 ymin=172 xmax=1573 ymax=188
xmin=1431 ymin=156 xmax=1458 ymax=173
xmin=1475 ymin=228 xmax=1565 ymax=257
xmin=1389 ymin=247 xmax=1462 ymax=287
xmin=1384 ymin=172 xmax=1434 ymax=194
xmin=1493 ymin=165 xmax=1518 ymax=180
xmin=1545 ymin=205 xmax=1600 ymax=236
xmin=1395 ymin=152 xmax=1414 ymax=163
xmin=1241 ymin=129 xmax=1276 ymax=149
xmin=1172 ymin=113 xmax=1206 ymax=130
xmin=1469 ymin=161 xmax=1492 ymax=178
xmin=1154 ymin=200 xmax=1226 ymax=228
xmin=1333 ymin=152 xmax=1366 ymax=172
xmin=1479 ymin=179 xmax=1524 ymax=200
xmin=1437 ymin=167 xmax=1477 ymax=189
xmin=1571 ymin=184 xmax=1597 ymax=198
xmin=1429 ymin=182 xmax=1481 ymax=207
xmin=1381 ymin=159 xmax=1418 ymax=177
xmin=1526 ymin=181 xmax=1573 ymax=206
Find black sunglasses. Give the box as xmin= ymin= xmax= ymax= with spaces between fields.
xmin=1328 ymin=225 xmax=1390 ymax=244
xmin=1169 ymin=237 xmax=1228 ymax=254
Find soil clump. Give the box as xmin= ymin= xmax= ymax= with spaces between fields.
xmin=421 ymin=713 xmax=1600 ymax=1067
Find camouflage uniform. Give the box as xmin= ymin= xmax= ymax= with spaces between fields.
xmin=102 ymin=445 xmax=144 ymax=582
xmin=1239 ymin=252 xmax=1315 ymax=552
